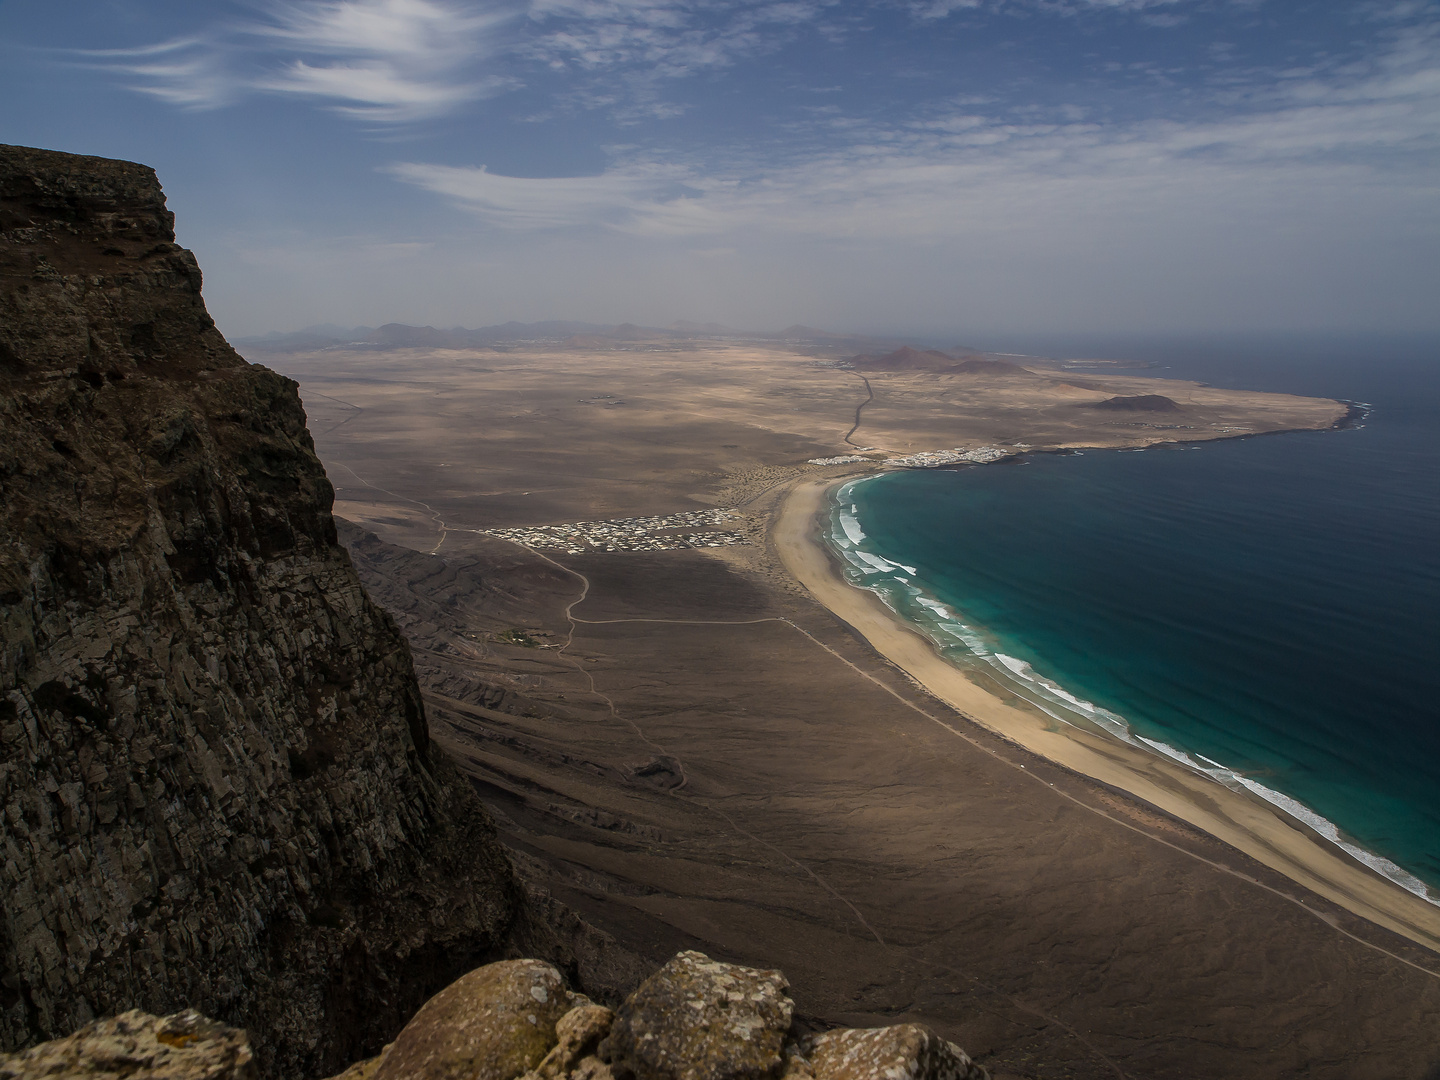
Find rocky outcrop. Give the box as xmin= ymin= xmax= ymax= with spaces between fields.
xmin=343 ymin=954 xmax=986 ymax=1080
xmin=371 ymin=960 xmax=579 ymax=1080
xmin=0 ymin=953 xmax=989 ymax=1080
xmin=599 ymin=952 xmax=793 ymax=1080
xmin=0 ymin=1009 xmax=256 ymax=1080
xmin=799 ymin=1026 xmax=986 ymax=1080
xmin=0 ymin=144 xmax=636 ymax=1078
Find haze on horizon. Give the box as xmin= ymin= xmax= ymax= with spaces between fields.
xmin=2 ymin=0 xmax=1437 ymax=341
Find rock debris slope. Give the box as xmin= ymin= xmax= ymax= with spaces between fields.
xmin=0 ymin=144 xmax=624 ymax=1077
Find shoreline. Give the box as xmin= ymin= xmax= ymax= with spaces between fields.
xmin=771 ymin=474 xmax=1440 ymax=956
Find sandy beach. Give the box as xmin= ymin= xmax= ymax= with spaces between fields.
xmin=774 ymin=474 xmax=1440 ymax=956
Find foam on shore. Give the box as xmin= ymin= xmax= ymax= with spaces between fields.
xmin=825 ymin=478 xmax=1439 ymax=909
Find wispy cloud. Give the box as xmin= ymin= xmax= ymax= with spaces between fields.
xmin=82 ymin=0 xmax=1223 ymax=124
xmin=390 ymin=18 xmax=1440 ymax=237
xmin=76 ymin=37 xmax=240 ymax=108
xmin=385 ymin=161 xmax=708 ymax=227
xmin=522 ymin=0 xmax=836 ymax=79
xmin=904 ymin=0 xmax=1186 ymax=19
xmin=86 ymin=0 xmax=510 ymax=122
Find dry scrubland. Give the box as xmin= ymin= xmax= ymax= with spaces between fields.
xmin=281 ymin=342 xmax=1342 ymax=547
xmin=272 ymin=341 xmax=1440 ymax=1080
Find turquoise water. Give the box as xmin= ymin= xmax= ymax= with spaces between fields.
xmin=826 ymin=339 xmax=1440 ymax=902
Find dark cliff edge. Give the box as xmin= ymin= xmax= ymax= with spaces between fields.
xmin=0 ymin=144 xmax=637 ymax=1078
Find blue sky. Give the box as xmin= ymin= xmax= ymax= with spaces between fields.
xmin=2 ymin=0 xmax=1437 ymax=337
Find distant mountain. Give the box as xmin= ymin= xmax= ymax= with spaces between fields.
xmin=233 ymin=319 xmax=945 ymax=355
xmin=235 ymin=319 xmax=628 ymax=353
xmin=668 ymin=320 xmax=733 ymax=334
xmin=853 ymin=345 xmax=957 ymax=371
xmin=850 ymin=346 xmax=1019 ymax=374
xmin=1090 ymin=393 xmax=1181 ymax=412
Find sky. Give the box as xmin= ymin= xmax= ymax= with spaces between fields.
xmin=2 ymin=0 xmax=1438 ymax=339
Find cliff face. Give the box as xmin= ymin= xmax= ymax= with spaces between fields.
xmin=0 ymin=145 xmax=533 ymax=1076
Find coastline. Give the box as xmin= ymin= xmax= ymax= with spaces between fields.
xmin=772 ymin=473 xmax=1440 ymax=956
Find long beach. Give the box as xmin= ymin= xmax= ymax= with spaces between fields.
xmin=773 ymin=474 xmax=1440 ymax=956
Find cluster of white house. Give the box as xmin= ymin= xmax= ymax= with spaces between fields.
xmin=886 ymin=446 xmax=1012 ymax=468
xmin=807 ymin=445 xmax=1015 ymax=469
xmin=486 ymin=509 xmax=749 ymax=555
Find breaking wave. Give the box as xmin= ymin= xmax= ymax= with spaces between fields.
xmin=823 ymin=479 xmax=1439 ymax=909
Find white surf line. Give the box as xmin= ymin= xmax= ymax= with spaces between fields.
xmin=490 ymin=540 xmax=1135 ymax=1077
xmin=775 ymin=614 xmax=1440 ymax=982
xmin=331 ymin=461 xmax=451 ymax=554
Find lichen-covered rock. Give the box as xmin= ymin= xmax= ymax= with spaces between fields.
xmin=324 ymin=1051 xmax=388 ymax=1080
xmin=569 ymin=1056 xmax=616 ymax=1080
xmin=526 ymin=1003 xmax=614 ymax=1080
xmin=0 ymin=1009 xmax=255 ymax=1080
xmin=0 ymin=144 xmax=537 ymax=1077
xmin=599 ymin=952 xmax=793 ymax=1080
xmin=373 ymin=959 xmax=577 ymax=1080
xmin=777 ymin=1045 xmax=813 ymax=1080
xmin=800 ymin=1025 xmax=988 ymax=1080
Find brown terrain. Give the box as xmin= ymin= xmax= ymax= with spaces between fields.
xmin=278 ymin=342 xmax=1344 ymax=545
xmin=257 ymin=339 xmax=1440 ymax=1079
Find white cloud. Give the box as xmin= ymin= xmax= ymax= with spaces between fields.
xmin=89 ymin=0 xmax=509 ymax=122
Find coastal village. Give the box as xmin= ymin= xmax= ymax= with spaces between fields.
xmin=881 ymin=445 xmax=1014 ymax=468
xmin=489 ymin=447 xmax=1021 ymax=557
xmin=485 ymin=509 xmax=751 ymax=554
xmin=808 ymin=445 xmax=1015 ymax=468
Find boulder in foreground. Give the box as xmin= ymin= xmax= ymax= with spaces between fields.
xmin=349 ymin=953 xmax=988 ymax=1080
xmin=599 ymin=951 xmax=793 ymax=1080
xmin=373 ymin=959 xmax=579 ymax=1080
xmin=802 ymin=1024 xmax=987 ymax=1080
xmin=0 ymin=1009 xmax=255 ymax=1080
xmin=1 ymin=953 xmax=990 ymax=1080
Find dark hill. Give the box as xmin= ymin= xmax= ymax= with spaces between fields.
xmin=853 ymin=346 xmax=1019 ymax=374
xmin=852 ymin=346 xmax=958 ymax=371
xmin=1090 ymin=394 xmax=1181 ymax=412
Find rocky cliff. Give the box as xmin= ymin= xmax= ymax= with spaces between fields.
xmin=0 ymin=144 xmax=625 ymax=1078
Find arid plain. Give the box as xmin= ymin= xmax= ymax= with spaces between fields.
xmin=267 ymin=337 xmax=1440 ymax=1080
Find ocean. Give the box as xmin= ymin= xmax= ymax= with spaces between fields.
xmin=824 ymin=335 xmax=1440 ymax=903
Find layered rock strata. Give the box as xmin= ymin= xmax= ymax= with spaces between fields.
xmin=0 ymin=144 xmax=630 ymax=1077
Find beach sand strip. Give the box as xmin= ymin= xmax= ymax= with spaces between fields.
xmin=773 ymin=477 xmax=1440 ymax=956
